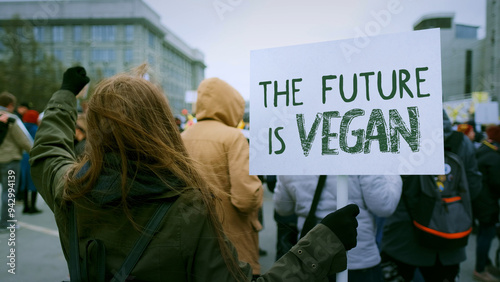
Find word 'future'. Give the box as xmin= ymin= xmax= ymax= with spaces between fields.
xmin=258 ymin=67 xmax=429 ymax=107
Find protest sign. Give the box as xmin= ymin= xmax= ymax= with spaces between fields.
xmin=475 ymin=102 xmax=499 ymax=125
xmin=250 ymin=29 xmax=444 ymax=175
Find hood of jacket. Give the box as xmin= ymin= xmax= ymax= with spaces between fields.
xmin=77 ymin=153 xmax=183 ymax=206
xmin=195 ymin=77 xmax=245 ymax=127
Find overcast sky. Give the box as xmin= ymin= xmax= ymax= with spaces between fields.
xmin=142 ymin=0 xmax=487 ymax=101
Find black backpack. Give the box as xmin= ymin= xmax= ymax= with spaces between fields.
xmin=0 ymin=116 xmax=16 ymax=146
xmin=403 ymin=131 xmax=472 ymax=250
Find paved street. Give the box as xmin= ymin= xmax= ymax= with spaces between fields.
xmin=0 ymin=186 xmax=495 ymax=281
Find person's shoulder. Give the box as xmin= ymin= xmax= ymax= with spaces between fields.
xmin=175 ymin=188 xmax=208 ymax=212
xmin=477 ymin=140 xmax=500 ymax=155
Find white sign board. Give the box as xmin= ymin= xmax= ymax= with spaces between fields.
xmin=250 ymin=29 xmax=444 ymax=175
xmin=475 ymin=102 xmax=499 ymax=125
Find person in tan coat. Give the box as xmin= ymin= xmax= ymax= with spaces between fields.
xmin=0 ymin=92 xmax=33 ymax=231
xmin=181 ymin=77 xmax=264 ymax=277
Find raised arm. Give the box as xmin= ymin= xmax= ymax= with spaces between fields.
xmin=30 ymin=67 xmax=90 ymax=211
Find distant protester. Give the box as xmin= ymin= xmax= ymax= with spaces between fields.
xmin=15 ymin=102 xmax=30 ymax=119
xmin=274 ymin=175 xmax=402 ymax=282
xmin=20 ymin=110 xmax=41 ymax=214
xmin=380 ymin=110 xmax=482 ymax=282
xmin=0 ymin=91 xmax=33 ymax=232
xmin=472 ymin=124 xmax=500 ymax=281
xmin=30 ymin=66 xmax=360 ymax=281
xmin=181 ymin=77 xmax=264 ymax=278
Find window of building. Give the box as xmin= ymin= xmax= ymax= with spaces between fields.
xmin=15 ymin=27 xmax=29 ymax=42
xmin=103 ymin=68 xmax=115 ymax=78
xmin=36 ymin=49 xmax=44 ymax=61
xmin=91 ymin=25 xmax=116 ymax=42
xmin=148 ymin=54 xmax=155 ymax=65
xmin=148 ymin=31 xmax=155 ymax=48
xmin=0 ymin=28 xmax=5 ymax=50
xmin=91 ymin=49 xmax=115 ymax=62
xmin=464 ymin=50 xmax=473 ymax=93
xmin=124 ymin=48 xmax=133 ymax=63
xmin=73 ymin=49 xmax=82 ymax=62
xmin=456 ymin=25 xmax=478 ymax=39
xmin=34 ymin=26 xmax=44 ymax=42
xmin=53 ymin=49 xmax=63 ymax=61
xmin=73 ymin=26 xmax=82 ymax=42
xmin=125 ymin=25 xmax=134 ymax=41
xmin=52 ymin=26 xmax=64 ymax=42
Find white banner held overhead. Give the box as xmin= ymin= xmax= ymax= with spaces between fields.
xmin=250 ymin=29 xmax=444 ymax=175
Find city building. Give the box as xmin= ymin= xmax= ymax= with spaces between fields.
xmin=414 ymin=13 xmax=486 ymax=102
xmin=485 ymin=0 xmax=499 ymax=107
xmin=0 ymin=0 xmax=205 ymax=114
xmin=414 ymin=4 xmax=500 ymax=123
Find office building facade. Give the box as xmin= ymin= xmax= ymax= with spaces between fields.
xmin=485 ymin=0 xmax=500 ymax=105
xmin=0 ymin=0 xmax=205 ymax=114
xmin=414 ymin=13 xmax=485 ymax=102
xmin=414 ymin=4 xmax=499 ymax=107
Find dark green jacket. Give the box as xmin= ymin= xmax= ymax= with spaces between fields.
xmin=30 ymin=90 xmax=347 ymax=281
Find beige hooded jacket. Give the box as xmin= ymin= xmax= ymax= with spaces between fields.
xmin=181 ymin=77 xmax=264 ymax=275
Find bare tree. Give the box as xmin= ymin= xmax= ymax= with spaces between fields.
xmin=0 ymin=15 xmax=62 ymax=112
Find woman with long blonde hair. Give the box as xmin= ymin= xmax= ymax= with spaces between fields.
xmin=30 ymin=66 xmax=359 ymax=281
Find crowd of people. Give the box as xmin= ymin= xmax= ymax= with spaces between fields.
xmin=1 ymin=64 xmax=500 ymax=281
xmin=0 ymin=91 xmax=89 ymax=219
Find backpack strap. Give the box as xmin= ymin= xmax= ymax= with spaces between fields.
xmin=110 ymin=199 xmax=175 ymax=282
xmin=300 ymin=175 xmax=327 ymax=239
xmin=68 ymin=199 xmax=176 ymax=282
xmin=68 ymin=203 xmax=83 ymax=282
xmin=0 ymin=116 xmax=15 ymax=146
xmin=482 ymin=140 xmax=499 ymax=152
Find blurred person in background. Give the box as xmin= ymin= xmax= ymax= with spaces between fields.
xmin=14 ymin=101 xmax=31 ymax=119
xmin=274 ymin=175 xmax=402 ymax=282
xmin=380 ymin=110 xmax=482 ymax=282
xmin=181 ymin=77 xmax=264 ymax=279
xmin=20 ymin=109 xmax=41 ymax=214
xmin=0 ymin=91 xmax=33 ymax=231
xmin=457 ymin=123 xmax=476 ymax=142
xmin=472 ymin=125 xmax=500 ymax=281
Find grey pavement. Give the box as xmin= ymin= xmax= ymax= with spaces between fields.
xmin=0 ymin=186 xmax=495 ymax=281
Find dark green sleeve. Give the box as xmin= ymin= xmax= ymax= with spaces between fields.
xmin=189 ymin=215 xmax=347 ymax=281
xmin=29 ymin=90 xmax=77 ymax=212
xmin=257 ymin=224 xmax=347 ymax=281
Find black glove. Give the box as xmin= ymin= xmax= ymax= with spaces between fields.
xmin=320 ymin=203 xmax=359 ymax=250
xmin=60 ymin=66 xmax=90 ymax=95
